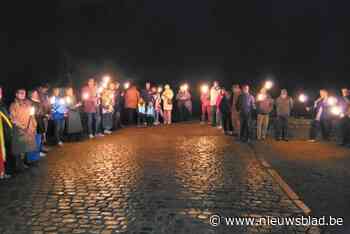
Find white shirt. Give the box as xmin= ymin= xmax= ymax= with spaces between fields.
xmin=210 ymin=87 xmax=220 ymax=106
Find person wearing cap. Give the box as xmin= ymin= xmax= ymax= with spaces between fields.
xmin=236 ymin=85 xmax=255 ymax=142
xmin=275 ymin=89 xmax=294 ymax=141
xmin=161 ymin=84 xmax=174 ymax=124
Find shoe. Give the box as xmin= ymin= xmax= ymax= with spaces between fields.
xmin=41 ymin=146 xmax=50 ymax=152
xmin=200 ymin=121 xmax=205 ymax=125
xmin=217 ymin=126 xmax=222 ymax=129
xmin=308 ymin=139 xmax=316 ymax=143
xmin=96 ymin=133 xmax=105 ymax=137
xmin=89 ymin=134 xmax=94 ymax=139
xmin=154 ymin=122 xmax=160 ymax=126
xmin=58 ymin=141 xmax=64 ymax=146
xmin=283 ymin=138 xmax=289 ymax=142
xmin=40 ymin=152 xmax=47 ymax=157
xmin=104 ymin=130 xmax=112 ymax=135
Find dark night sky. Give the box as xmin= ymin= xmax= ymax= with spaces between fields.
xmin=3 ymin=0 xmax=350 ymax=93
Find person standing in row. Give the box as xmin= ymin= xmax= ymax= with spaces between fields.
xmin=124 ymin=84 xmax=140 ymax=125
xmin=152 ymin=86 xmax=163 ymax=125
xmin=210 ymin=81 xmax=220 ymax=127
xmin=308 ymin=89 xmax=331 ymax=142
xmin=231 ymin=85 xmax=241 ymax=137
xmin=275 ymin=89 xmax=294 ymax=141
xmin=256 ymin=88 xmax=274 ymax=140
xmin=50 ymin=88 xmax=67 ymax=146
xmin=162 ymin=84 xmax=174 ymax=125
xmin=0 ymin=86 xmax=13 ymax=179
xmin=176 ymin=85 xmax=192 ymax=122
xmin=200 ymin=85 xmax=211 ymax=124
xmin=218 ymin=88 xmax=233 ymax=135
xmin=82 ymin=79 xmax=103 ymax=138
xmin=10 ymin=89 xmax=37 ymax=170
xmin=65 ymin=87 xmax=83 ymax=140
xmin=113 ymin=82 xmax=123 ymax=129
xmin=236 ymin=85 xmax=255 ymax=142
xmin=101 ymin=83 xmax=115 ymax=134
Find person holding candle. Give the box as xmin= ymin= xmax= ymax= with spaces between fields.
xmin=137 ymin=98 xmax=147 ymax=127
xmin=308 ymin=89 xmax=331 ymax=142
xmin=236 ymin=85 xmax=255 ymax=142
xmin=10 ymin=89 xmax=37 ymax=170
xmin=152 ymin=86 xmax=163 ymax=125
xmin=82 ymin=78 xmax=103 ymax=138
xmin=65 ymin=87 xmax=83 ymax=140
xmin=210 ymin=81 xmax=220 ymax=127
xmin=101 ymin=83 xmax=115 ymax=134
xmin=113 ymin=82 xmax=124 ymax=129
xmin=50 ymin=88 xmax=67 ymax=146
xmin=200 ymin=84 xmax=211 ymax=124
xmin=0 ymin=86 xmax=13 ymax=179
xmin=176 ymin=84 xmax=192 ymax=122
xmin=162 ymin=84 xmax=174 ymax=125
xmin=337 ymin=88 xmax=350 ymax=146
xmin=29 ymin=89 xmax=46 ymax=158
xmin=256 ymin=88 xmax=274 ymax=140
xmin=275 ymin=89 xmax=294 ymax=141
xmin=146 ymin=101 xmax=155 ymax=126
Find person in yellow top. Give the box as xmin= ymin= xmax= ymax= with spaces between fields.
xmin=101 ymin=83 xmax=115 ymax=134
xmin=161 ymin=84 xmax=174 ymax=124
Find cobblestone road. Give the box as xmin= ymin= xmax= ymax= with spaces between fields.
xmin=253 ymin=140 xmax=350 ymax=234
xmin=0 ymin=123 xmax=312 ymax=234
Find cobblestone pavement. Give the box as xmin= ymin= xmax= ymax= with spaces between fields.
xmin=0 ymin=123 xmax=313 ymax=234
xmin=253 ymin=140 xmax=350 ymax=234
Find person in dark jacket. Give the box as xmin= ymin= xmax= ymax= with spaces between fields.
xmin=236 ymin=85 xmax=255 ymax=142
xmin=308 ymin=89 xmax=331 ymax=142
xmin=275 ymin=89 xmax=294 ymax=141
xmin=338 ymin=88 xmax=350 ymax=146
xmin=141 ymin=82 xmax=153 ymax=107
xmin=113 ymin=82 xmax=124 ymax=129
xmin=219 ymin=88 xmax=233 ymax=135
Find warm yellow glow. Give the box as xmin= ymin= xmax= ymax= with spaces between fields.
xmin=82 ymin=93 xmax=89 ymax=100
xmin=29 ymin=107 xmax=35 ymax=116
xmin=66 ymin=96 xmax=72 ymax=104
xmin=327 ymin=96 xmax=338 ymax=106
xmin=201 ymin=84 xmax=209 ymax=94
xmin=124 ymin=82 xmax=130 ymax=90
xmin=59 ymin=98 xmax=66 ymax=105
xmin=298 ymin=94 xmax=307 ymax=103
xmin=330 ymin=105 xmax=342 ymax=116
xmin=257 ymin=93 xmax=266 ymax=101
xmin=264 ymin=80 xmax=273 ymax=90
xmin=158 ymin=86 xmax=163 ymax=93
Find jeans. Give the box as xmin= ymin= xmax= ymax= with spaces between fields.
xmin=137 ymin=113 xmax=146 ymax=125
xmin=87 ymin=112 xmax=101 ymax=135
xmin=309 ymin=119 xmax=331 ymax=140
xmin=240 ymin=112 xmax=252 ymax=141
xmin=102 ymin=113 xmax=113 ymax=131
xmin=26 ymin=134 xmax=41 ymax=162
xmin=164 ymin=110 xmax=172 ymax=124
xmin=210 ymin=105 xmax=217 ymax=126
xmin=201 ymin=104 xmax=211 ymax=122
xmin=154 ymin=110 xmax=163 ymax=123
xmin=221 ymin=112 xmax=233 ymax=133
xmin=113 ymin=111 xmax=122 ymax=129
xmin=54 ymin=118 xmax=65 ymax=143
xmin=125 ymin=108 xmax=136 ymax=125
xmin=257 ymin=114 xmax=270 ymax=140
xmin=276 ymin=116 xmax=289 ymax=139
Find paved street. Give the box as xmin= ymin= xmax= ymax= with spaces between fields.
xmin=253 ymin=140 xmax=350 ymax=234
xmin=0 ymin=123 xmax=323 ymax=234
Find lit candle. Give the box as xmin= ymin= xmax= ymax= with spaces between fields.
xmin=264 ymin=80 xmax=274 ymax=90
xmin=327 ymin=96 xmax=338 ymax=106
xmin=330 ymin=105 xmax=342 ymax=116
xmin=257 ymin=93 xmax=266 ymax=101
xmin=157 ymin=86 xmax=163 ymax=93
xmin=29 ymin=107 xmax=35 ymax=116
xmin=82 ymin=93 xmax=89 ymax=100
xmin=66 ymin=96 xmax=72 ymax=105
xmin=201 ymin=84 xmax=209 ymax=94
xmin=124 ymin=82 xmax=130 ymax=90
xmin=298 ymin=94 xmax=308 ymax=103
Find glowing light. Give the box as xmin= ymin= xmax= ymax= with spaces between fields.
xmin=66 ymin=96 xmax=72 ymax=105
xmin=103 ymin=75 xmax=110 ymax=83
xmin=59 ymin=98 xmax=65 ymax=105
xmin=201 ymin=84 xmax=209 ymax=94
xmin=97 ymin=87 xmax=104 ymax=94
xmin=110 ymin=93 xmax=114 ymax=99
xmin=180 ymin=83 xmax=189 ymax=91
xmin=157 ymin=86 xmax=163 ymax=93
xmin=327 ymin=96 xmax=338 ymax=106
xmin=29 ymin=107 xmax=35 ymax=116
xmin=82 ymin=93 xmax=89 ymax=100
xmin=124 ymin=82 xmax=130 ymax=90
xmin=330 ymin=105 xmax=343 ymax=116
xmin=298 ymin=94 xmax=308 ymax=103
xmin=257 ymin=93 xmax=266 ymax=101
xmin=50 ymin=96 xmax=56 ymax=104
xmin=264 ymin=80 xmax=274 ymax=90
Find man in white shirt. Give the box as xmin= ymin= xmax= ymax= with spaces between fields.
xmin=210 ymin=81 xmax=220 ymax=127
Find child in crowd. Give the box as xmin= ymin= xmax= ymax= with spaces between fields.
xmin=146 ymin=101 xmax=155 ymax=126
xmin=137 ymin=98 xmax=147 ymax=127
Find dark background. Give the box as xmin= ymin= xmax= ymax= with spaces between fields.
xmin=3 ymin=0 xmax=350 ymax=101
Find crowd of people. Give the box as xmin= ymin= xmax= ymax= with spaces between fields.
xmin=0 ymin=77 xmax=349 ymax=180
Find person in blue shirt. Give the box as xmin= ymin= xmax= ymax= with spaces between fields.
xmin=50 ymin=88 xmax=67 ymax=146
